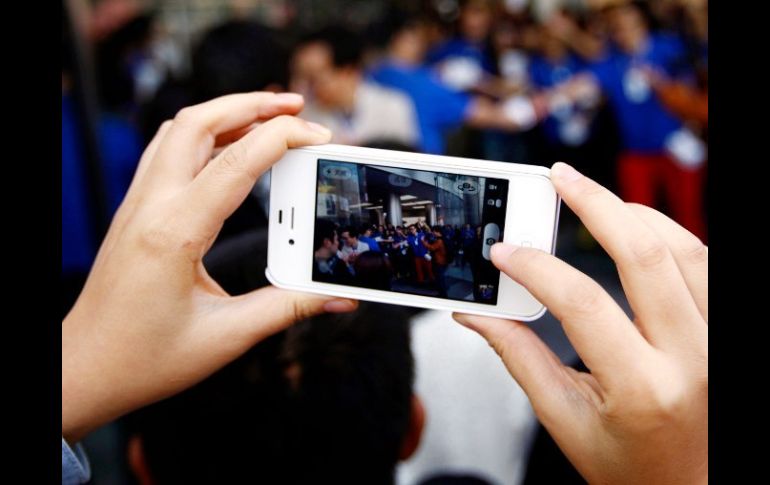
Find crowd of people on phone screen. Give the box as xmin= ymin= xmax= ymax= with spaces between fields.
xmin=314 ymin=219 xmax=488 ymax=296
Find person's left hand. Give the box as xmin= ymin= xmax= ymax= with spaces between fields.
xmin=62 ymin=92 xmax=357 ymax=443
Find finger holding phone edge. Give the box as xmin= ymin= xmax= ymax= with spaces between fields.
xmin=550 ymin=162 xmax=705 ymax=349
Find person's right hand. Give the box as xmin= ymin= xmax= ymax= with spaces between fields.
xmin=455 ymin=163 xmax=707 ymax=484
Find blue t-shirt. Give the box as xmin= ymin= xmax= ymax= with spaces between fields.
xmin=529 ymin=53 xmax=594 ymax=146
xmin=62 ymin=94 xmax=97 ymax=274
xmin=426 ymin=37 xmax=498 ymax=75
xmin=62 ymin=94 xmax=143 ymax=274
xmin=407 ymin=233 xmax=429 ymax=258
xmin=587 ymin=34 xmax=687 ymax=152
xmin=368 ymin=61 xmax=473 ymax=154
xmin=359 ymin=236 xmax=382 ymax=252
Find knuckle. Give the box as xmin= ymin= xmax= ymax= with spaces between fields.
xmin=603 ymin=364 xmax=690 ymax=428
xmin=174 ymin=106 xmax=198 ymax=126
xmin=681 ymin=238 xmax=708 ymax=265
xmin=628 ymin=235 xmax=670 ymax=270
xmin=288 ymin=297 xmax=318 ymax=322
xmin=510 ymin=248 xmax=544 ymax=278
xmin=218 ymin=143 xmax=248 ymax=173
xmin=267 ymin=114 xmax=299 ymax=132
xmin=563 ymin=278 xmax=605 ymax=317
xmin=135 ymin=210 xmax=204 ymax=258
xmin=487 ymin=324 xmax=523 ymax=362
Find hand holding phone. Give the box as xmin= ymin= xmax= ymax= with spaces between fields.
xmin=267 ymin=144 xmax=560 ymax=320
xmin=455 ymin=163 xmax=708 ymax=485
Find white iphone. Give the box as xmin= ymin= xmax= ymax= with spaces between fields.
xmin=266 ymin=144 xmax=560 ymax=321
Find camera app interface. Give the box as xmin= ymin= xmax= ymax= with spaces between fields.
xmin=312 ymin=159 xmax=509 ymax=304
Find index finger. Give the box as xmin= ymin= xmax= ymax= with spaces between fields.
xmin=147 ymin=92 xmax=304 ymax=189
xmin=184 ymin=115 xmax=331 ymax=237
xmin=550 ymin=162 xmax=704 ymax=349
xmin=489 ymin=243 xmax=651 ymax=390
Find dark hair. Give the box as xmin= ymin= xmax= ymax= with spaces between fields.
xmin=298 ymin=25 xmax=364 ymax=68
xmin=94 ymin=13 xmax=155 ymax=109
xmin=191 ymin=20 xmax=289 ymax=101
xmin=128 ymin=304 xmax=414 ymax=484
xmin=342 ymin=226 xmax=360 ymax=238
xmin=354 ymin=252 xmax=394 ymax=291
xmin=314 ymin=219 xmax=337 ymax=251
xmin=367 ymin=6 xmax=425 ymax=50
xmin=605 ymin=0 xmax=658 ymax=32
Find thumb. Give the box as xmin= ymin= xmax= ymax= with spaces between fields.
xmin=216 ymin=286 xmax=358 ymax=345
xmin=452 ymin=312 xmax=577 ymax=426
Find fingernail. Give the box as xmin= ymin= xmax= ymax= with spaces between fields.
xmin=323 ymin=299 xmax=356 ymax=313
xmin=491 ymin=242 xmax=520 ymax=260
xmin=275 ymin=92 xmax=303 ymax=103
xmin=306 ymin=121 xmax=332 ymax=136
xmin=551 ymin=162 xmax=583 ymax=183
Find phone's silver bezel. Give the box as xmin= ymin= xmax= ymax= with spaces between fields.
xmin=266 ymin=144 xmax=560 ymax=321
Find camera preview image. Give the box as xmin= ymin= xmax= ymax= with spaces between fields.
xmin=312 ymin=159 xmax=508 ymax=304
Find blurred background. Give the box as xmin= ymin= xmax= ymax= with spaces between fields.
xmin=62 ymin=0 xmax=707 ymax=484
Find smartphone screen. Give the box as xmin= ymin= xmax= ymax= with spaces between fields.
xmin=312 ymin=159 xmax=509 ymax=304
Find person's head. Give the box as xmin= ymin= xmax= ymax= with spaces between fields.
xmin=362 ymin=226 xmax=374 ymax=238
xmin=354 ymin=252 xmax=394 ymax=291
xmin=538 ymin=15 xmax=569 ymax=60
xmin=127 ymin=304 xmax=423 ymax=484
xmin=408 ymin=224 xmax=418 ymax=235
xmin=458 ymin=0 xmax=496 ymax=43
xmin=432 ymin=227 xmax=443 ymax=238
xmin=464 ymin=223 xmax=471 ymax=229
xmin=396 ymin=226 xmax=404 ymax=235
xmin=191 ymin=20 xmax=289 ymax=102
xmin=291 ymin=26 xmax=364 ymax=109
xmin=314 ymin=219 xmax=339 ymax=259
xmin=341 ymin=226 xmax=360 ymax=247
xmin=369 ymin=8 xmax=431 ymax=65
xmin=94 ymin=12 xmax=155 ymax=110
xmin=605 ymin=1 xmax=651 ymax=53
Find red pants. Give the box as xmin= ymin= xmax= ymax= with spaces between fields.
xmin=617 ymin=152 xmax=706 ymax=242
xmin=414 ymin=257 xmax=434 ymax=283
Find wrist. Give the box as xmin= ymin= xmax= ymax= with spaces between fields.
xmin=62 ymin=311 xmax=119 ymax=443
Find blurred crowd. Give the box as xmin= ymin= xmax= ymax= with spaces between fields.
xmin=63 ymin=0 xmax=708 ymax=288
xmin=61 ymin=1 xmax=708 ymax=483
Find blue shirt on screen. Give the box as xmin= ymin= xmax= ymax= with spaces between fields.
xmin=408 ymin=233 xmax=429 ymax=258
xmin=587 ymin=34 xmax=688 ymax=152
xmin=426 ymin=37 xmax=498 ymax=75
xmin=359 ymin=236 xmax=382 ymax=252
xmin=368 ymin=61 xmax=473 ymax=154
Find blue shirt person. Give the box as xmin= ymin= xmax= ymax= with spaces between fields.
xmin=529 ymin=53 xmax=596 ymax=147
xmin=407 ymin=226 xmax=429 ymax=258
xmin=359 ymin=234 xmax=382 ymax=252
xmin=586 ymin=34 xmax=688 ymax=153
xmin=368 ymin=61 xmax=472 ymax=154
